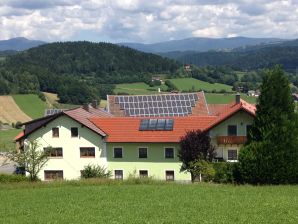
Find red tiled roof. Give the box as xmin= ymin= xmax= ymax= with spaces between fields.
xmin=16 ymin=107 xmax=112 ymax=141
xmin=14 ymin=131 xmax=24 ymax=141
xmin=90 ymin=99 xmax=256 ymax=143
xmin=90 ymin=116 xmax=217 ymax=143
xmin=207 ymin=99 xmax=256 ymax=130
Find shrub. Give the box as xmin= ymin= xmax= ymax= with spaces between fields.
xmin=213 ymin=162 xmax=237 ymax=183
xmin=37 ymin=92 xmax=46 ymax=101
xmin=15 ymin=121 xmax=22 ymax=129
xmin=0 ymin=174 xmax=29 ymax=183
xmin=81 ymin=164 xmax=112 ymax=179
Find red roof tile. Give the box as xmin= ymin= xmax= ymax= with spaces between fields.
xmin=90 ymin=116 xmax=217 ymax=143
xmin=90 ymin=99 xmax=256 ymax=143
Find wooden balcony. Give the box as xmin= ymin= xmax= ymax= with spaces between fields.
xmin=217 ymin=136 xmax=247 ymax=145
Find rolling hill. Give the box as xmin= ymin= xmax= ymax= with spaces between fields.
xmin=119 ymin=37 xmax=284 ymax=53
xmin=0 ymin=37 xmax=46 ymax=51
xmin=165 ymin=44 xmax=298 ymax=71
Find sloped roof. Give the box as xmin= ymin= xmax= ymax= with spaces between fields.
xmin=90 ymin=99 xmax=256 ymax=143
xmin=107 ymin=92 xmax=209 ymax=117
xmin=90 ymin=116 xmax=217 ymax=143
xmin=15 ymin=107 xmax=112 ymax=141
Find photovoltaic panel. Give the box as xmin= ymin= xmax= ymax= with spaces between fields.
xmin=114 ymin=93 xmax=199 ymax=117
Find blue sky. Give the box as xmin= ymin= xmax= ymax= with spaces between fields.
xmin=0 ymin=0 xmax=297 ymax=43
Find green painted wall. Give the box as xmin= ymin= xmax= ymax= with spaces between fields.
xmin=107 ymin=143 xmax=191 ymax=181
xmin=210 ymin=111 xmax=254 ymax=137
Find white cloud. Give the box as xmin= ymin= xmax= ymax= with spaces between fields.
xmin=0 ymin=0 xmax=297 ymax=42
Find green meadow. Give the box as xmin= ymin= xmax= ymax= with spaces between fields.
xmin=114 ymin=82 xmax=168 ymax=95
xmin=168 ymin=78 xmax=233 ymax=92
xmin=0 ymin=129 xmax=20 ymax=151
xmin=12 ymin=94 xmax=47 ymax=119
xmin=0 ymin=181 xmax=297 ymax=224
xmin=205 ymin=93 xmax=257 ymax=104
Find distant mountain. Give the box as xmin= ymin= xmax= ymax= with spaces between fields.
xmin=166 ymin=39 xmax=298 ymax=71
xmin=119 ymin=37 xmax=285 ymax=53
xmin=0 ymin=37 xmax=46 ymax=51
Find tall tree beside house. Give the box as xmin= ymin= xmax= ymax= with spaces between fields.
xmin=8 ymin=140 xmax=51 ymax=181
xmin=239 ymin=66 xmax=298 ymax=184
xmin=178 ymin=130 xmax=215 ymax=182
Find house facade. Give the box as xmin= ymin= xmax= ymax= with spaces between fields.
xmin=15 ymin=92 xmax=256 ymax=181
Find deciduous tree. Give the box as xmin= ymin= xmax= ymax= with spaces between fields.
xmin=178 ymin=130 xmax=215 ymax=182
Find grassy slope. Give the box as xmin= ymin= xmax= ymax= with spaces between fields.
xmin=12 ymin=94 xmax=47 ymax=119
xmin=114 ymin=82 xmax=167 ymax=95
xmin=205 ymin=93 xmax=257 ymax=104
xmin=169 ymin=78 xmax=233 ymax=92
xmin=0 ymin=129 xmax=20 ymax=151
xmin=0 ymin=182 xmax=297 ymax=223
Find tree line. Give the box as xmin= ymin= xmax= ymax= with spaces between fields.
xmin=0 ymin=41 xmax=179 ymax=104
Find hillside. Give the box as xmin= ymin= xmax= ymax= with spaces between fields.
xmin=0 ymin=37 xmax=45 ymax=51
xmin=169 ymin=45 xmax=298 ymax=71
xmin=0 ymin=41 xmax=179 ymax=104
xmin=120 ymin=37 xmax=284 ymax=53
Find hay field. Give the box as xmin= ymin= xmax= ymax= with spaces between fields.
xmin=0 ymin=96 xmax=31 ymax=124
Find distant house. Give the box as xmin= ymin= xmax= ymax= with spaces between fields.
xmin=247 ymin=90 xmax=260 ymax=97
xmin=184 ymin=64 xmax=191 ymax=71
xmin=15 ymin=93 xmax=256 ymax=181
xmin=151 ymin=76 xmax=164 ymax=84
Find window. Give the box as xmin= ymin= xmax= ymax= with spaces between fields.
xmin=166 ymin=171 xmax=174 ymax=181
xmin=114 ymin=147 xmax=123 ymax=158
xmin=44 ymin=147 xmax=63 ymax=157
xmin=44 ymin=170 xmax=63 ymax=180
xmin=165 ymin=148 xmax=174 ymax=159
xmin=246 ymin=125 xmax=252 ymax=137
xmin=80 ymin=147 xmax=95 ymax=158
xmin=52 ymin=127 xmax=59 ymax=138
xmin=138 ymin=147 xmax=147 ymax=158
xmin=71 ymin=127 xmax=78 ymax=137
xmin=227 ymin=125 xmax=237 ymax=136
xmin=114 ymin=170 xmax=123 ymax=180
xmin=139 ymin=170 xmax=148 ymax=178
xmin=228 ymin=150 xmax=238 ymax=160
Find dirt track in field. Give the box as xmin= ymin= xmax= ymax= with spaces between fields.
xmin=0 ymin=96 xmax=31 ymax=124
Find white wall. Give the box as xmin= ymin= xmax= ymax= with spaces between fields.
xmin=27 ymin=115 xmax=107 ymax=180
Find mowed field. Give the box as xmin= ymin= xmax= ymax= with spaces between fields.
xmin=0 ymin=181 xmax=297 ymax=223
xmin=114 ymin=82 xmax=168 ymax=95
xmin=0 ymin=96 xmax=31 ymax=124
xmin=12 ymin=94 xmax=47 ymax=119
xmin=168 ymin=78 xmax=233 ymax=92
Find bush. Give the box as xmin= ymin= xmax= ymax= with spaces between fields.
xmin=213 ymin=162 xmax=239 ymax=183
xmin=0 ymin=174 xmax=29 ymax=183
xmin=37 ymin=92 xmax=46 ymax=101
xmin=15 ymin=121 xmax=22 ymax=129
xmin=81 ymin=164 xmax=112 ymax=179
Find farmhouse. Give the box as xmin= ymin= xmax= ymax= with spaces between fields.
xmin=15 ymin=92 xmax=255 ymax=181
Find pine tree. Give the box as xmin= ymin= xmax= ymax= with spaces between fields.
xmin=240 ymin=66 xmax=298 ymax=184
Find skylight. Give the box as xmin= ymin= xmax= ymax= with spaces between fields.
xmin=139 ymin=119 xmax=174 ymax=131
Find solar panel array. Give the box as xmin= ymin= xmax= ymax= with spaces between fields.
xmin=139 ymin=119 xmax=174 ymax=131
xmin=44 ymin=109 xmax=65 ymax=117
xmin=114 ymin=93 xmax=199 ymax=117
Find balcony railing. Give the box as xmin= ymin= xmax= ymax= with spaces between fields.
xmin=217 ymin=136 xmax=247 ymax=145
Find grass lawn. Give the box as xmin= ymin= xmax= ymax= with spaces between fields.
xmin=206 ymin=93 xmax=257 ymax=104
xmin=0 ymin=181 xmax=297 ymax=223
xmin=114 ymin=82 xmax=168 ymax=95
xmin=12 ymin=94 xmax=47 ymax=119
xmin=168 ymin=78 xmax=233 ymax=92
xmin=0 ymin=129 xmax=20 ymax=151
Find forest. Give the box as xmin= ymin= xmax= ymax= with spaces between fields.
xmin=0 ymin=42 xmax=179 ymax=104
